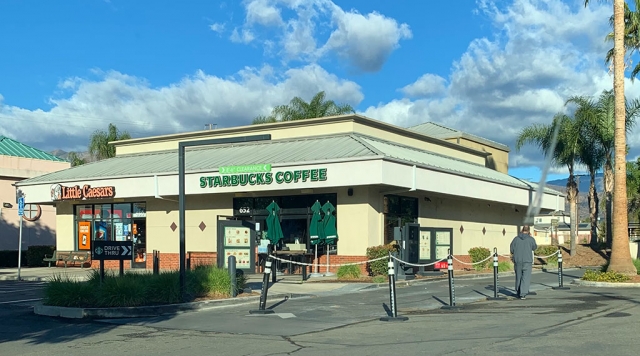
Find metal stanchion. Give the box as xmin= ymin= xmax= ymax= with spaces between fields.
xmin=441 ymin=249 xmax=461 ymax=311
xmin=229 ymin=255 xmax=237 ymax=298
xmin=250 ymin=258 xmax=275 ymax=314
xmin=552 ymin=248 xmax=570 ymax=290
xmin=153 ymin=250 xmax=160 ymax=275
xmin=487 ymin=248 xmax=506 ymax=300
xmin=380 ymin=253 xmax=408 ymax=322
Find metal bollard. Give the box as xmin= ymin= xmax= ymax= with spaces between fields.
xmin=250 ymin=258 xmax=275 ymax=314
xmin=153 ymin=250 xmax=160 ymax=275
xmin=552 ymin=248 xmax=570 ymax=290
xmin=229 ymin=255 xmax=237 ymax=298
xmin=380 ymin=253 xmax=408 ymax=322
xmin=487 ymin=248 xmax=506 ymax=300
xmin=441 ymin=249 xmax=461 ymax=310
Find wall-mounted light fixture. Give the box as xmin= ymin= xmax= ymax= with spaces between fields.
xmin=2 ymin=203 xmax=12 ymax=208
xmin=424 ymin=197 xmax=431 ymax=202
xmin=347 ymin=188 xmax=353 ymax=196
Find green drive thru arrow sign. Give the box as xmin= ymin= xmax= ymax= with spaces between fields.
xmin=219 ymin=164 xmax=271 ymax=175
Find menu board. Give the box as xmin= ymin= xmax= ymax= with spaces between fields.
xmin=224 ymin=227 xmax=251 ymax=247
xmin=419 ymin=231 xmax=431 ymax=260
xmin=436 ymin=246 xmax=450 ymax=259
xmin=436 ymin=231 xmax=450 ymax=245
xmin=224 ymin=249 xmax=251 ymax=269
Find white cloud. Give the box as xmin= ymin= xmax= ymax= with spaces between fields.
xmin=230 ymin=28 xmax=256 ymax=44
xmin=400 ymin=74 xmax=447 ymax=98
xmin=0 ymin=64 xmax=363 ymax=152
xmin=246 ymin=0 xmax=283 ymax=26
xmin=320 ymin=6 xmax=412 ymax=72
xmin=362 ymin=0 xmax=640 ymax=172
xmin=233 ymin=0 xmax=411 ymax=72
xmin=210 ymin=22 xmax=225 ymax=34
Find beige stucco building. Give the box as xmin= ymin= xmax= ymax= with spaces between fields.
xmin=0 ymin=136 xmax=70 ymax=250
xmin=14 ymin=115 xmax=564 ymax=272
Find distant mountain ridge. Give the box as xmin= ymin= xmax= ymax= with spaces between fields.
xmin=546 ymin=173 xmax=604 ymax=193
xmin=544 ymin=173 xmax=605 ymax=220
xmin=49 ymin=149 xmax=92 ymax=162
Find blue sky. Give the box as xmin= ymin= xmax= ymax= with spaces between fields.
xmin=0 ymin=0 xmax=636 ymax=183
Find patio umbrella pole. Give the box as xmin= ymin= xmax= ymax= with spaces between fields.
xmin=325 ymin=244 xmax=335 ymax=277
xmin=309 ymin=244 xmax=323 ymax=278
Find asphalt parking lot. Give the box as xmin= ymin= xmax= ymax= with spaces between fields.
xmin=0 ymin=280 xmax=45 ymax=307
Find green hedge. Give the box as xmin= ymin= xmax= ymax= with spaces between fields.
xmin=535 ymin=245 xmax=559 ymax=264
xmin=337 ymin=265 xmax=361 ymax=279
xmin=44 ymin=265 xmax=247 ymax=308
xmin=0 ymin=250 xmax=27 ymax=267
xmin=26 ymin=245 xmax=55 ymax=267
xmin=366 ymin=244 xmax=398 ymax=276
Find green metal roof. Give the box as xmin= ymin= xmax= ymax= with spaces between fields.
xmin=408 ymin=122 xmax=510 ymax=152
xmin=0 ymin=136 xmax=65 ymax=162
xmin=15 ymin=133 xmax=563 ymax=196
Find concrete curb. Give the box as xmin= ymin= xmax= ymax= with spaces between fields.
xmin=33 ymin=292 xmax=315 ymax=319
xmin=571 ymin=278 xmax=640 ymax=288
xmin=0 ymin=274 xmax=91 ymax=282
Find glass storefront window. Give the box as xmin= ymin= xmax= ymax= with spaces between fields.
xmin=74 ymin=202 xmax=147 ymax=267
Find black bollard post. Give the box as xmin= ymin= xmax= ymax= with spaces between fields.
xmin=153 ymin=250 xmax=160 ymax=275
xmin=487 ymin=248 xmax=506 ymax=300
xmin=99 ymin=259 xmax=105 ymax=285
xmin=441 ymin=249 xmax=461 ymax=311
xmin=119 ymin=259 xmax=124 ymax=277
xmin=250 ymin=258 xmax=275 ymax=314
xmin=380 ymin=253 xmax=408 ymax=322
xmin=229 ymin=255 xmax=237 ymax=298
xmin=552 ymin=248 xmax=570 ymax=290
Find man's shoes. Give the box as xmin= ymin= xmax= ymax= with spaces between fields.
xmin=520 ymin=295 xmax=526 ymax=300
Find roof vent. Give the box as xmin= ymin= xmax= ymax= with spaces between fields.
xmin=204 ymin=124 xmax=217 ymax=130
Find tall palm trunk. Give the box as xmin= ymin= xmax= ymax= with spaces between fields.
xmin=609 ymin=0 xmax=636 ymax=275
xmin=589 ymin=171 xmax=599 ymax=245
xmin=567 ymin=171 xmax=578 ymax=256
xmin=604 ymin=159 xmax=614 ymax=247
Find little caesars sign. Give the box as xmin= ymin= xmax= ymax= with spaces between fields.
xmin=200 ymin=164 xmax=327 ymax=188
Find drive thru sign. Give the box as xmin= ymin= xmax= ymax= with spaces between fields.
xmin=93 ymin=240 xmax=133 ymax=260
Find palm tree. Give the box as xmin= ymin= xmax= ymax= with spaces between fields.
xmin=88 ymin=123 xmax=132 ymax=161
xmin=566 ymin=90 xmax=640 ymax=247
xmin=516 ymin=114 xmax=582 ymax=255
xmin=603 ymin=0 xmax=640 ymax=79
xmin=585 ymin=0 xmax=637 ymax=275
xmin=68 ymin=152 xmax=87 ymax=167
xmin=627 ymin=158 xmax=640 ymax=222
xmin=252 ymin=91 xmax=355 ymax=124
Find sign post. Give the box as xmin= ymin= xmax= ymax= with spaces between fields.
xmin=17 ymin=197 xmax=24 ymax=281
xmin=93 ymin=240 xmax=133 ymax=283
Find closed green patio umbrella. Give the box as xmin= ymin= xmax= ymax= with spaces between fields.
xmin=309 ymin=200 xmax=325 ymax=246
xmin=322 ymin=201 xmax=337 ymax=245
xmin=309 ymin=200 xmax=325 ymax=277
xmin=265 ymin=201 xmax=284 ymax=246
xmin=321 ymin=201 xmax=337 ymax=276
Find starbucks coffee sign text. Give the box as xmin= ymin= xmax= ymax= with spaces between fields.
xmin=200 ymin=168 xmax=327 ymax=188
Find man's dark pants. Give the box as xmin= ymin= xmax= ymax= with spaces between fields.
xmin=514 ymin=262 xmax=532 ymax=297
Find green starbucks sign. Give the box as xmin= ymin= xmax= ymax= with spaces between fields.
xmin=200 ymin=167 xmax=327 ymax=188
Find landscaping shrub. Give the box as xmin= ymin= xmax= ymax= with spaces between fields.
xmin=26 ymin=245 xmax=55 ymax=267
xmin=468 ymin=247 xmax=491 ymax=271
xmin=366 ymin=244 xmax=398 ymax=276
xmin=0 ymin=250 xmax=26 ymax=267
xmin=582 ymin=269 xmax=630 ymax=283
xmin=372 ymin=275 xmax=386 ymax=284
xmin=43 ymin=265 xmax=242 ymax=308
xmin=497 ymin=261 xmax=513 ymax=273
xmin=337 ymin=265 xmax=361 ymax=280
xmin=535 ymin=245 xmax=558 ymax=265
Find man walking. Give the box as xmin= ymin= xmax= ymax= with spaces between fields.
xmin=510 ymin=225 xmax=537 ymax=299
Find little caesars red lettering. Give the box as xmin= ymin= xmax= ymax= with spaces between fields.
xmin=57 ymin=184 xmax=116 ymax=201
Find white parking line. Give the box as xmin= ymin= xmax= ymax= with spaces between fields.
xmin=0 ymin=288 xmax=45 ymax=294
xmin=0 ymin=298 xmax=42 ymax=305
